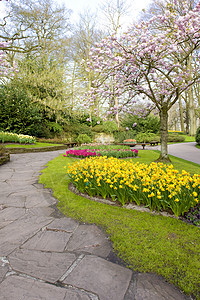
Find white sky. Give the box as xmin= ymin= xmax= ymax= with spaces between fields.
xmin=0 ymin=0 xmax=152 ymax=26
xmin=63 ymin=0 xmax=152 ymax=20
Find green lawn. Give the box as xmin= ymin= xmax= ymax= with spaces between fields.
xmin=4 ymin=142 xmax=63 ymax=148
xmin=39 ymin=150 xmax=200 ymax=300
xmin=183 ymin=135 xmax=196 ymax=142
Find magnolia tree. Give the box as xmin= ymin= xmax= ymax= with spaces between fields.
xmin=85 ymin=1 xmax=200 ymax=160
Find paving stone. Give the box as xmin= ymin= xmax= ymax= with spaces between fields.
xmin=8 ymin=248 xmax=76 ymax=283
xmin=3 ymin=192 xmax=26 ymax=208
xmin=28 ymin=207 xmax=55 ymax=217
xmin=0 ymin=264 xmax=8 ymax=283
xmin=0 ymin=241 xmax=19 ymax=257
xmin=22 ymin=229 xmax=71 ymax=252
xmin=47 ymin=218 xmax=78 ymax=233
xmin=24 ymin=190 xmax=57 ymax=208
xmin=63 ymin=254 xmax=132 ymax=300
xmin=133 ymin=273 xmax=191 ymax=300
xmin=0 ymin=207 xmax=26 ymax=223
xmin=0 ymin=171 xmax=13 ymax=181
xmin=0 ymin=182 xmax=10 ymax=193
xmin=0 ymin=275 xmax=91 ymax=300
xmin=0 ymin=215 xmax=53 ymax=255
xmin=9 ymin=171 xmax=36 ymax=181
xmin=66 ymin=224 xmax=112 ymax=258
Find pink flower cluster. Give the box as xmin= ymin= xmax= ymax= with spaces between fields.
xmin=64 ymin=149 xmax=97 ymax=158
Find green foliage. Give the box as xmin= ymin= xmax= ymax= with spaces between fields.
xmin=102 ymin=120 xmax=118 ymax=133
xmin=135 ymin=132 xmax=160 ymax=143
xmin=113 ymin=130 xmax=136 ymax=143
xmin=168 ymin=134 xmax=185 ymax=143
xmin=122 ymin=114 xmax=160 ymax=134
xmin=76 ymin=134 xmax=92 ymax=144
xmin=64 ymin=122 xmax=94 ymax=141
xmin=47 ymin=122 xmax=63 ymax=134
xmin=92 ymin=125 xmax=104 ymax=133
xmin=195 ymin=126 xmax=200 ymax=145
xmin=0 ymin=145 xmax=5 ymax=156
xmin=15 ymin=55 xmax=67 ymax=113
xmin=0 ymin=83 xmax=52 ymax=138
xmin=78 ymin=113 xmax=102 ymax=127
xmin=92 ymin=121 xmax=119 ymax=134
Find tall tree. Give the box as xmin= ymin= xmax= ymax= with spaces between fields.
xmin=0 ymin=0 xmax=71 ymax=57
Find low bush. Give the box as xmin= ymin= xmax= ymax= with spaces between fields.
xmin=168 ymin=134 xmax=185 ymax=143
xmin=0 ymin=131 xmax=36 ymax=144
xmin=135 ymin=132 xmax=160 ymax=143
xmin=195 ymin=126 xmax=200 ymax=145
xmin=91 ymin=125 xmax=104 ymax=133
xmin=76 ymin=134 xmax=92 ymax=144
xmin=114 ymin=130 xmax=136 ymax=143
xmin=67 ymin=157 xmax=200 ymax=217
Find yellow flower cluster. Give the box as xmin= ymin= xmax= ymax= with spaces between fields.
xmin=67 ymin=156 xmax=200 ymax=216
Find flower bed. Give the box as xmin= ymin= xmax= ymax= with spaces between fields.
xmin=67 ymin=156 xmax=200 ymax=217
xmin=64 ymin=148 xmax=138 ymax=158
xmin=0 ymin=131 xmax=36 ymax=144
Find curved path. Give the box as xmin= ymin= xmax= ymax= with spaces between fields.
xmin=0 ymin=151 xmax=192 ymax=300
xmin=167 ymin=142 xmax=200 ymax=165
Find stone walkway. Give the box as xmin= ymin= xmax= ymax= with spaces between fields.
xmin=0 ymin=151 xmax=192 ymax=300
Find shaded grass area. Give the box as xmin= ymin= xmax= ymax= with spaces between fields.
xmin=39 ymin=150 xmax=200 ymax=299
xmin=4 ymin=142 xmax=63 ymax=148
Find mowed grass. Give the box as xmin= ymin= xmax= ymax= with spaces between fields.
xmin=4 ymin=142 xmax=63 ymax=148
xmin=39 ymin=150 xmax=200 ymax=299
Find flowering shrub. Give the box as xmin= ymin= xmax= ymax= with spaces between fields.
xmin=0 ymin=131 xmax=36 ymax=144
xmin=64 ymin=148 xmax=138 ymax=159
xmin=67 ymin=157 xmax=200 ymax=217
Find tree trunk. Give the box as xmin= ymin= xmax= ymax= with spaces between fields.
xmin=188 ymin=86 xmax=196 ymax=136
xmin=115 ymin=96 xmax=120 ymax=128
xmin=158 ymin=105 xmax=170 ymax=162
xmin=187 ymin=56 xmax=196 ymax=136
xmin=179 ymin=96 xmax=185 ymax=132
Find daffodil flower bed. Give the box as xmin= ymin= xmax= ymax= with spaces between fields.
xmin=0 ymin=131 xmax=36 ymax=144
xmin=67 ymin=156 xmax=200 ymax=217
xmin=64 ymin=148 xmax=138 ymax=158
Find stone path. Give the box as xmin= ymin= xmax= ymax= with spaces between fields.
xmin=0 ymin=151 xmax=192 ymax=300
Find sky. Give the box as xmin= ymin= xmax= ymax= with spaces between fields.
xmin=63 ymin=0 xmax=152 ymax=21
xmin=0 ymin=0 xmax=152 ymax=26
